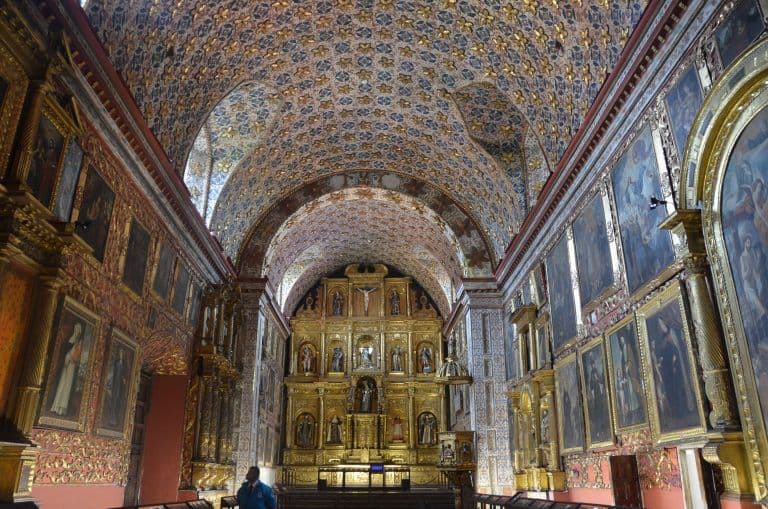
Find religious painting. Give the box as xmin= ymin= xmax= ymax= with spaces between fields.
xmin=579 ymin=338 xmax=613 ymax=448
xmin=638 ymin=282 xmax=705 ymax=441
xmin=151 ymin=241 xmax=175 ymax=300
xmin=535 ymin=319 xmax=550 ymax=370
xmin=555 ymin=354 xmax=585 ymax=453
xmin=187 ymin=284 xmax=202 ymax=327
xmin=545 ymin=234 xmax=578 ymax=351
xmin=606 ymin=315 xmax=648 ymax=431
xmin=26 ymin=113 xmax=65 ymax=207
xmin=76 ymin=166 xmax=115 ymax=262
xmin=715 ymin=0 xmax=765 ymax=68
xmin=52 ymin=139 xmax=84 ymax=221
xmin=418 ymin=412 xmax=438 ymax=446
xmin=611 ymin=127 xmax=675 ymax=295
xmin=665 ymin=64 xmax=704 ymax=156
xmin=572 ymin=193 xmax=615 ymax=308
xmin=122 ymin=218 xmax=151 ymax=295
xmin=295 ymin=413 xmax=315 ymax=448
xmin=720 ymin=105 xmax=768 ymax=431
xmin=38 ymin=297 xmax=99 ymax=431
xmin=504 ymin=315 xmax=517 ymax=380
xmin=172 ymin=262 xmax=190 ymax=316
xmin=96 ymin=329 xmax=139 ymax=438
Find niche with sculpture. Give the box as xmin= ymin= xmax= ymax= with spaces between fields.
xmin=355 ymin=377 xmax=378 ymax=414
xmin=327 ymin=341 xmax=345 ymax=374
xmin=417 ymin=411 xmax=438 ymax=446
xmin=295 ymin=413 xmax=316 ymax=448
xmin=416 ymin=341 xmax=435 ymax=374
xmin=297 ymin=341 xmax=317 ymax=375
xmin=328 ymin=286 xmax=346 ymax=317
xmin=355 ymin=335 xmax=378 ymax=371
xmin=326 ymin=415 xmax=344 ymax=445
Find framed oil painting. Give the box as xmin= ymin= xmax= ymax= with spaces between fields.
xmin=545 ymin=234 xmax=578 ymax=352
xmin=26 ymin=111 xmax=66 ymax=207
xmin=188 ymin=284 xmax=202 ymax=326
xmin=504 ymin=315 xmax=517 ymax=380
xmin=720 ymin=105 xmax=768 ymax=432
xmin=579 ymin=338 xmax=613 ymax=449
xmin=96 ymin=329 xmax=139 ymax=438
xmin=38 ymin=297 xmax=99 ymax=431
xmin=715 ymin=0 xmax=765 ymax=68
xmin=555 ymin=353 xmax=585 ymax=453
xmin=535 ymin=318 xmax=550 ymax=370
xmin=122 ymin=218 xmax=151 ymax=295
xmin=172 ymin=262 xmax=190 ymax=315
xmin=665 ymin=64 xmax=704 ymax=157
xmin=605 ymin=314 xmax=648 ymax=431
xmin=572 ymin=193 xmax=615 ymax=308
xmin=151 ymin=241 xmax=174 ymax=300
xmin=75 ymin=166 xmax=115 ymax=262
xmin=637 ymin=282 xmax=706 ymax=442
xmin=52 ymin=139 xmax=84 ymax=221
xmin=611 ymin=127 xmax=675 ymax=295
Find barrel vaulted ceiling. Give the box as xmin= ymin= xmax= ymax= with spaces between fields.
xmin=85 ymin=0 xmax=646 ymax=308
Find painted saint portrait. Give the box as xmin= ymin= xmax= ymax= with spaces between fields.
xmin=188 ymin=285 xmax=202 ymax=326
xmin=295 ymin=413 xmax=315 ymax=448
xmin=555 ymin=357 xmax=585 ymax=452
xmin=607 ymin=319 xmax=647 ymax=430
xmin=172 ymin=263 xmax=190 ymax=315
xmin=152 ymin=241 xmax=175 ymax=299
xmin=644 ymin=300 xmax=700 ymax=434
xmin=721 ymin=106 xmax=768 ymax=428
xmin=52 ymin=139 xmax=84 ymax=221
xmin=545 ymin=234 xmax=577 ymax=351
xmin=572 ymin=194 xmax=614 ymax=306
xmin=27 ymin=115 xmax=65 ymax=207
xmin=76 ymin=167 xmax=115 ymax=262
xmin=39 ymin=299 xmax=97 ymax=431
xmin=97 ymin=331 xmax=137 ymax=436
xmin=122 ymin=219 xmax=151 ymax=295
xmin=536 ymin=323 xmax=550 ymax=369
xmin=665 ymin=65 xmax=704 ymax=156
xmin=611 ymin=128 xmax=675 ymax=294
xmin=580 ymin=341 xmax=613 ymax=447
xmin=715 ymin=0 xmax=765 ymax=68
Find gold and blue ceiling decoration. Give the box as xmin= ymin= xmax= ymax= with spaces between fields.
xmin=85 ymin=0 xmax=646 ymax=292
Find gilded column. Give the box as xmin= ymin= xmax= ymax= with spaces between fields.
xmin=318 ymin=387 xmax=326 ymax=452
xmin=407 ymin=387 xmax=416 ymax=449
xmin=8 ymin=272 xmax=62 ymax=435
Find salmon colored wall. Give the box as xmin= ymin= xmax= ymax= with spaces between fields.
xmin=552 ymin=487 xmax=614 ymax=505
xmin=32 ymin=484 xmax=124 ymax=509
xmin=138 ymin=374 xmax=189 ymax=504
xmin=641 ymin=487 xmax=684 ymax=509
xmin=721 ymin=497 xmax=763 ymax=509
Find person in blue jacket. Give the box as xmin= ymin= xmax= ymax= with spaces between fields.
xmin=237 ymin=466 xmax=276 ymax=509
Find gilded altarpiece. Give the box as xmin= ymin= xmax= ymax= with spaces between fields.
xmin=282 ymin=264 xmax=445 ymax=487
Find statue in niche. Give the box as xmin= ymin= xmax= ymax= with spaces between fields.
xmin=301 ymin=344 xmax=314 ymax=373
xmin=392 ymin=416 xmax=404 ymax=441
xmin=327 ymin=415 xmax=342 ymax=444
xmin=390 ymin=290 xmax=400 ymax=315
xmin=297 ymin=414 xmax=314 ymax=448
xmin=541 ymin=407 xmax=550 ymax=443
xmin=331 ymin=347 xmax=344 ymax=372
xmin=359 ymin=345 xmax=374 ymax=369
xmin=356 ymin=286 xmax=378 ymax=316
xmin=419 ymin=413 xmax=437 ymax=445
xmin=391 ymin=345 xmax=403 ymax=372
xmin=419 ymin=345 xmax=433 ymax=373
xmin=440 ymin=443 xmax=455 ymax=465
xmin=332 ymin=291 xmax=343 ymax=316
xmin=360 ymin=380 xmax=374 ymax=413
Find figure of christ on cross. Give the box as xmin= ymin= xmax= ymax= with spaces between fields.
xmin=355 ymin=286 xmax=378 ymax=316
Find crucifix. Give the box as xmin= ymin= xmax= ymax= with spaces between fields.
xmin=355 ymin=286 xmax=378 ymax=316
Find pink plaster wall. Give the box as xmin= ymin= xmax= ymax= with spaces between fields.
xmin=32 ymin=484 xmax=124 ymax=509
xmin=552 ymin=487 xmax=614 ymax=505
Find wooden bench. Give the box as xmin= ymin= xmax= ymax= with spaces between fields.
xmin=109 ymin=500 xmax=213 ymax=509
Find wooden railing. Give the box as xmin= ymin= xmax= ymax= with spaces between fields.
xmin=473 ymin=493 xmax=638 ymax=509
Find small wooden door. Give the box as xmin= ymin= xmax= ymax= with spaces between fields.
xmin=611 ymin=455 xmax=643 ymax=508
xmin=123 ymin=370 xmax=152 ymax=505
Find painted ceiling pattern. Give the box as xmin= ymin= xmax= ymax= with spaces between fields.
xmin=266 ymin=188 xmax=460 ymax=315
xmin=86 ymin=0 xmax=646 ymax=265
xmin=236 ymin=171 xmax=494 ymax=278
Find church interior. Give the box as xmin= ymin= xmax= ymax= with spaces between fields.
xmin=1 ymin=0 xmax=768 ymax=508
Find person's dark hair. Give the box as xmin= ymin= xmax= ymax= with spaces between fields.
xmin=249 ymin=465 xmax=260 ymax=478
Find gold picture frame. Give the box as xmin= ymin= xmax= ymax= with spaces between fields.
xmin=38 ymin=297 xmax=100 ymax=432
xmin=95 ymin=328 xmax=140 ymax=439
xmin=636 ymin=280 xmax=706 ymax=444
xmin=604 ymin=313 xmax=649 ymax=433
xmin=0 ymin=40 xmax=28 ymax=179
xmin=554 ymin=352 xmax=585 ymax=454
xmin=579 ymin=337 xmax=614 ymax=450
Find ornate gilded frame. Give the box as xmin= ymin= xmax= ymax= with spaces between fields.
xmin=554 ymin=352 xmax=585 ymax=454
xmin=682 ymin=37 xmax=768 ymax=500
xmin=0 ymin=39 xmax=27 ymax=179
xmin=604 ymin=313 xmax=649 ymax=433
xmin=636 ymin=280 xmax=706 ymax=445
xmin=95 ymin=328 xmax=140 ymax=439
xmin=578 ymin=337 xmax=614 ymax=450
xmin=37 ymin=296 xmax=100 ymax=432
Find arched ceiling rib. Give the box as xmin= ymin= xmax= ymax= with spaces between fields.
xmin=85 ymin=0 xmax=647 ymax=258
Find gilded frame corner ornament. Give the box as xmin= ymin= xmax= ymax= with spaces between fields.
xmin=635 ymin=280 xmax=707 ymax=446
